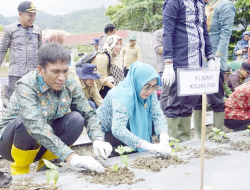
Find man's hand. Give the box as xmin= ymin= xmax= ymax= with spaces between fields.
xmin=140 ymin=140 xmax=171 ymax=158
xmin=93 ymin=140 xmax=112 ymax=160
xmin=162 ymin=63 xmax=175 ymax=87
xmin=69 ymin=154 xmax=105 ymax=173
xmin=214 ymin=57 xmax=221 ymax=70
xmin=207 ymin=59 xmax=216 ymax=70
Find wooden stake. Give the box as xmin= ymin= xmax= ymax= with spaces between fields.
xmin=2 ymin=85 xmax=4 ymax=117
xmin=200 ymin=93 xmax=207 ymax=190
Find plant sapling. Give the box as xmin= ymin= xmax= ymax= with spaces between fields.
xmin=43 ymin=159 xmax=59 ymax=188
xmin=113 ymin=145 xmax=133 ymax=171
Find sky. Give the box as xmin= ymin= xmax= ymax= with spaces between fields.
xmin=0 ymin=0 xmax=120 ymax=17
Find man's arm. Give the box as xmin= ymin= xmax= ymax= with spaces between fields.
xmin=215 ymin=3 xmax=235 ymax=61
xmin=152 ymin=30 xmax=163 ymax=55
xmin=203 ymin=12 xmax=214 ymax=60
xmin=38 ymin=28 xmax=42 ymax=49
xmin=0 ymin=27 xmax=11 ymax=67
xmin=163 ymin=0 xmax=179 ymax=65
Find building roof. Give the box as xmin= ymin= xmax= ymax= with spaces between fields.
xmin=42 ymin=30 xmax=129 ymax=46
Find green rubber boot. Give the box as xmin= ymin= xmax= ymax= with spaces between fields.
xmin=166 ymin=117 xmax=179 ymax=139
xmin=213 ymin=112 xmax=225 ymax=131
xmin=193 ymin=110 xmax=202 ymax=139
xmin=178 ymin=116 xmax=191 ymax=142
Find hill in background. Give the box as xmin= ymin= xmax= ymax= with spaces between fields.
xmin=0 ymin=6 xmax=111 ymax=34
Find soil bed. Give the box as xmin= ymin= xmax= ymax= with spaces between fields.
xmin=189 ymin=147 xmax=229 ymax=159
xmin=130 ymin=156 xmax=188 ymax=172
xmin=0 ymin=177 xmax=58 ymax=190
xmin=223 ymin=141 xmax=250 ymax=151
xmin=77 ymin=166 xmax=144 ymax=186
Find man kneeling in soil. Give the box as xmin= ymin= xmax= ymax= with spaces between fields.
xmin=0 ymin=43 xmax=112 ymax=175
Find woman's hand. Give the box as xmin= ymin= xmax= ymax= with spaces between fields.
xmin=140 ymin=140 xmax=171 ymax=158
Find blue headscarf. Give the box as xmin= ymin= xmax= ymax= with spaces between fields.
xmin=108 ymin=62 xmax=160 ymax=150
xmin=233 ymin=31 xmax=250 ymax=60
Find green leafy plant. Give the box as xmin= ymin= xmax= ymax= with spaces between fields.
xmin=244 ymin=126 xmax=250 ymax=134
xmin=207 ymin=127 xmax=229 ymax=143
xmin=113 ymin=145 xmax=133 ymax=172
xmin=169 ymin=137 xmax=183 ymax=162
xmin=43 ymin=159 xmax=59 ymax=188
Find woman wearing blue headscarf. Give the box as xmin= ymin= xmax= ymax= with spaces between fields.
xmin=96 ymin=62 xmax=171 ymax=157
xmin=233 ymin=31 xmax=250 ymax=62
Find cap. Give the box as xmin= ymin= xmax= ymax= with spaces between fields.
xmin=18 ymin=1 xmax=41 ymax=13
xmin=76 ymin=63 xmax=102 ymax=80
xmin=91 ymin=38 xmax=100 ymax=45
xmin=225 ymin=66 xmax=232 ymax=75
xmin=129 ymin=35 xmax=136 ymax=41
xmin=241 ymin=62 xmax=250 ymax=73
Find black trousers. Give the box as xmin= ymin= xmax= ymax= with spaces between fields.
xmin=99 ymin=86 xmax=111 ymax=99
xmin=159 ymin=72 xmax=170 ymax=115
xmin=166 ymin=71 xmax=200 ymax=118
xmin=124 ymin=67 xmax=129 ymax=78
xmin=194 ymin=71 xmax=225 ymax=112
xmin=224 ymin=119 xmax=250 ymax=132
xmin=0 ymin=111 xmax=84 ymax=162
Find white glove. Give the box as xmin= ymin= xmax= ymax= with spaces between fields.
xmin=70 ymin=154 xmax=105 ymax=173
xmin=93 ymin=139 xmax=112 ymax=160
xmin=140 ymin=140 xmax=171 ymax=158
xmin=160 ymin=133 xmax=170 ymax=147
xmin=207 ymin=59 xmax=216 ymax=70
xmin=214 ymin=57 xmax=221 ymax=70
xmin=162 ymin=64 xmax=175 ymax=87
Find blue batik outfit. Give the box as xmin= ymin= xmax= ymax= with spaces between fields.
xmin=96 ymin=62 xmax=168 ymax=151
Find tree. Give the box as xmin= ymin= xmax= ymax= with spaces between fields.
xmin=105 ymin=0 xmax=165 ymax=32
xmin=230 ymin=0 xmax=250 ymax=30
xmin=0 ymin=25 xmax=3 ymax=32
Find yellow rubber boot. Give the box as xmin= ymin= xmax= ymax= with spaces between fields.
xmin=11 ymin=144 xmax=40 ymax=175
xmin=37 ymin=150 xmax=59 ymax=171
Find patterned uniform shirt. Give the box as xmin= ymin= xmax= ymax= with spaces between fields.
xmin=0 ymin=21 xmax=42 ymax=77
xmin=0 ymin=70 xmax=104 ymax=161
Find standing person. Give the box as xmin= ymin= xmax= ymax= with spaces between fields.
xmin=98 ymin=24 xmax=116 ymax=52
xmin=233 ymin=31 xmax=250 ymax=62
xmin=91 ymin=38 xmax=99 ymax=51
xmin=75 ymin=63 xmax=103 ymax=109
xmin=0 ymin=43 xmax=112 ymax=175
xmin=97 ymin=62 xmax=171 ymax=157
xmin=152 ymin=28 xmax=170 ymax=113
xmin=92 ymin=35 xmax=124 ymax=98
xmin=122 ymin=35 xmax=142 ymax=77
xmin=0 ymin=1 xmax=42 ymax=107
xmin=162 ymin=0 xmax=215 ymax=142
xmin=193 ymin=0 xmax=235 ymax=139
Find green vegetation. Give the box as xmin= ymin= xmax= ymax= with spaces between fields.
xmin=113 ymin=145 xmax=133 ymax=171
xmin=0 ymin=6 xmax=111 ymax=34
xmin=106 ymin=0 xmax=164 ymax=32
xmin=169 ymin=137 xmax=183 ymax=162
xmin=244 ymin=126 xmax=250 ymax=133
xmin=43 ymin=159 xmax=60 ymax=188
xmin=74 ymin=43 xmax=94 ymax=62
xmin=207 ymin=127 xmax=230 ymax=143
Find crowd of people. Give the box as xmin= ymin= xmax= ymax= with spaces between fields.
xmin=0 ymin=0 xmax=249 ymax=176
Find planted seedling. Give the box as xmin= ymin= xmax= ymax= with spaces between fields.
xmin=169 ymin=137 xmax=183 ymax=162
xmin=43 ymin=159 xmax=59 ymax=188
xmin=113 ymin=145 xmax=133 ymax=172
xmin=244 ymin=126 xmax=250 ymax=134
xmin=207 ymin=127 xmax=229 ymax=144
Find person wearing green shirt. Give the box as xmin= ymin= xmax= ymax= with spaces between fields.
xmin=0 ymin=43 xmax=112 ymax=175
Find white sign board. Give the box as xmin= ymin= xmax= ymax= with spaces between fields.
xmin=177 ymin=69 xmax=220 ymax=96
xmin=0 ymin=77 xmax=8 ymax=85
